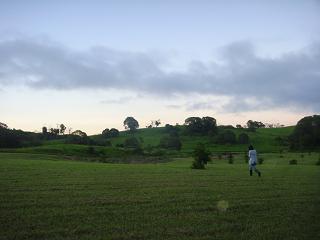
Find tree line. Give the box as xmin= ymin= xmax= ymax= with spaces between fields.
xmin=1 ymin=115 xmax=318 ymax=150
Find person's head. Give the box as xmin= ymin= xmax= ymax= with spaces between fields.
xmin=248 ymin=145 xmax=254 ymax=150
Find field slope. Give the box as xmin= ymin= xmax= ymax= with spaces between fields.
xmin=1 ymin=152 xmax=319 ymax=240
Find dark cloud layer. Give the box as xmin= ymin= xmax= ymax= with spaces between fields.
xmin=0 ymin=38 xmax=319 ymax=111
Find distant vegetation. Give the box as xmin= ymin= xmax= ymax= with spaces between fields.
xmin=1 ymin=115 xmax=319 ymax=159
xmin=289 ymin=115 xmax=320 ymax=150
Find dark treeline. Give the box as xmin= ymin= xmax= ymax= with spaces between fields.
xmin=1 ymin=115 xmax=318 ymax=151
xmin=0 ymin=124 xmax=42 ymax=148
xmin=289 ymin=115 xmax=320 ymax=150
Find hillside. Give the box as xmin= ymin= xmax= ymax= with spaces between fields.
xmin=96 ymin=126 xmax=294 ymax=153
xmin=0 ymin=126 xmax=294 ymax=159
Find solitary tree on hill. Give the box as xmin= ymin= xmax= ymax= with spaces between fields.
xmin=124 ymin=117 xmax=139 ymax=132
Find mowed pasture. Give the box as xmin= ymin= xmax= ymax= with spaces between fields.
xmin=0 ymin=152 xmax=319 ymax=240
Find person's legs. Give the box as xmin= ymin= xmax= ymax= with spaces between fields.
xmin=249 ymin=165 xmax=253 ymax=176
xmin=254 ymin=168 xmax=261 ymax=177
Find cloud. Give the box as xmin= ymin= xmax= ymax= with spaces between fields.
xmin=100 ymin=96 xmax=136 ymax=105
xmin=0 ymin=37 xmax=320 ymax=112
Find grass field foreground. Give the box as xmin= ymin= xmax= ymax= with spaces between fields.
xmin=0 ymin=152 xmax=319 ymax=240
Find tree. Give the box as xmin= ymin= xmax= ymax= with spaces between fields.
xmin=66 ymin=130 xmax=89 ymax=145
xmin=238 ymin=133 xmax=249 ymax=144
xmin=71 ymin=130 xmax=87 ymax=137
xmin=247 ymin=120 xmax=265 ymax=131
xmin=0 ymin=122 xmax=8 ymax=129
xmin=202 ymin=116 xmax=218 ymax=135
xmin=184 ymin=116 xmax=217 ymax=135
xmin=50 ymin=128 xmax=59 ymax=135
xmin=154 ymin=119 xmax=161 ymax=127
xmin=59 ymin=124 xmax=66 ymax=135
xmin=185 ymin=117 xmax=203 ymax=134
xmin=236 ymin=124 xmax=243 ymax=129
xmin=289 ymin=115 xmax=320 ymax=150
xmin=102 ymin=128 xmax=119 ymax=138
xmin=102 ymin=128 xmax=110 ymax=136
xmin=191 ymin=144 xmax=211 ymax=169
xmin=42 ymin=126 xmax=48 ymax=134
xmin=124 ymin=117 xmax=139 ymax=132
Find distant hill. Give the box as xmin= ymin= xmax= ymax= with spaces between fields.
xmin=1 ymin=126 xmax=295 ymax=158
xmin=93 ymin=126 xmax=295 ymax=153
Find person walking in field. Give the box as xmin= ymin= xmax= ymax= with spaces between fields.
xmin=248 ymin=145 xmax=261 ymax=177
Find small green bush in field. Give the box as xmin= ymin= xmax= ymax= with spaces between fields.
xmin=258 ymin=157 xmax=264 ymax=164
xmin=228 ymin=153 xmax=234 ymax=164
xmin=191 ymin=144 xmax=211 ymax=169
xmin=289 ymin=159 xmax=297 ymax=165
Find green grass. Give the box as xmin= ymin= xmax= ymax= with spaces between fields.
xmin=0 ymin=152 xmax=319 ymax=240
xmin=109 ymin=126 xmax=294 ymax=154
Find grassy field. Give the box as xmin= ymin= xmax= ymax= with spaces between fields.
xmin=1 ymin=152 xmax=319 ymax=240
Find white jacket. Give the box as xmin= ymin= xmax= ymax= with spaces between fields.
xmin=248 ymin=150 xmax=257 ymax=165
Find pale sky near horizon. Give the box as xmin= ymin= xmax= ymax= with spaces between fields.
xmin=0 ymin=0 xmax=319 ymax=134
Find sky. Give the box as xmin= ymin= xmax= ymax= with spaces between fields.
xmin=0 ymin=0 xmax=320 ymax=134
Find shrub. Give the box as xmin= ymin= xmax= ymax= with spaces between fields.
xmin=191 ymin=144 xmax=211 ymax=169
xmin=216 ymin=130 xmax=236 ymax=144
xmin=124 ymin=137 xmax=140 ymax=149
xmin=102 ymin=128 xmax=119 ymax=138
xmin=159 ymin=136 xmax=182 ymax=150
xmin=258 ymin=157 xmax=264 ymax=164
xmin=104 ymin=140 xmax=112 ymax=147
xmin=87 ymin=146 xmax=96 ymax=155
xmin=228 ymin=153 xmax=234 ymax=164
xmin=238 ymin=133 xmax=249 ymax=144
xmin=289 ymin=159 xmax=298 ymax=165
xmin=316 ymin=157 xmax=320 ymax=166
xmin=66 ymin=134 xmax=89 ymax=145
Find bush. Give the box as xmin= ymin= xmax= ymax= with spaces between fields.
xmin=191 ymin=144 xmax=211 ymax=169
xmin=87 ymin=146 xmax=96 ymax=155
xmin=228 ymin=153 xmax=234 ymax=164
xmin=238 ymin=133 xmax=249 ymax=144
xmin=316 ymin=157 xmax=320 ymax=166
xmin=289 ymin=115 xmax=320 ymax=150
xmin=164 ymin=124 xmax=180 ymax=136
xmin=216 ymin=130 xmax=236 ymax=144
xmin=66 ymin=134 xmax=89 ymax=145
xmin=258 ymin=157 xmax=264 ymax=164
xmin=102 ymin=128 xmax=119 ymax=138
xmin=289 ymin=159 xmax=298 ymax=165
xmin=159 ymin=136 xmax=182 ymax=150
xmin=124 ymin=137 xmax=140 ymax=149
